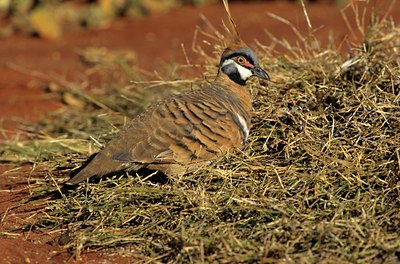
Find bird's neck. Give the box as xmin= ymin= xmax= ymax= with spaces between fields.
xmin=214 ymin=72 xmax=252 ymax=119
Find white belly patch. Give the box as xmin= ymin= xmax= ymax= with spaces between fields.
xmin=233 ymin=112 xmax=249 ymax=142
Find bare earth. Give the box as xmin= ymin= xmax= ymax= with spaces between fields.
xmin=1 ymin=1 xmax=399 ymax=263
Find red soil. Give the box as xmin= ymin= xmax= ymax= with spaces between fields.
xmin=1 ymin=1 xmax=399 ymax=262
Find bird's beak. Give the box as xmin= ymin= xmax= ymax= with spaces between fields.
xmin=251 ymin=66 xmax=269 ymax=80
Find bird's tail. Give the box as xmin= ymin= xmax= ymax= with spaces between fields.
xmin=65 ymin=150 xmax=127 ymax=185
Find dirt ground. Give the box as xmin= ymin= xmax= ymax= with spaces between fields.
xmin=1 ymin=1 xmax=400 ymax=263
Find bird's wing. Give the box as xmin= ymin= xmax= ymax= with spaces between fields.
xmin=113 ymin=89 xmax=244 ymax=166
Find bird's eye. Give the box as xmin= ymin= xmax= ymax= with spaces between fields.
xmin=237 ymin=56 xmax=246 ymax=65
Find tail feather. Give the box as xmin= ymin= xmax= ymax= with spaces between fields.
xmin=65 ymin=151 xmax=127 ymax=185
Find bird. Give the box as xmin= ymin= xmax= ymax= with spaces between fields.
xmin=65 ymin=0 xmax=269 ymax=185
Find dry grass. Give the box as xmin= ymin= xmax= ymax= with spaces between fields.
xmin=1 ymin=2 xmax=400 ymax=263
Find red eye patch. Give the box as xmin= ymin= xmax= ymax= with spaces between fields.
xmin=242 ymin=60 xmax=254 ymax=69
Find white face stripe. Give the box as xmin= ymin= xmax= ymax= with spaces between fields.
xmin=236 ymin=64 xmax=253 ymax=80
xmin=221 ymin=59 xmax=253 ymax=81
xmin=233 ymin=111 xmax=250 ymax=142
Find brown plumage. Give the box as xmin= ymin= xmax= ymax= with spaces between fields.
xmin=66 ymin=0 xmax=269 ymax=185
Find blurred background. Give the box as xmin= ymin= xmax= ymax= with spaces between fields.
xmin=0 ymin=0 xmax=349 ymax=40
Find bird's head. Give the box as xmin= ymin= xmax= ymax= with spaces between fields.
xmin=218 ymin=0 xmax=269 ymax=86
xmin=219 ymin=47 xmax=269 ymax=85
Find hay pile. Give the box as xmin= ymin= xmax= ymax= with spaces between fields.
xmin=2 ymin=6 xmax=399 ymax=263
